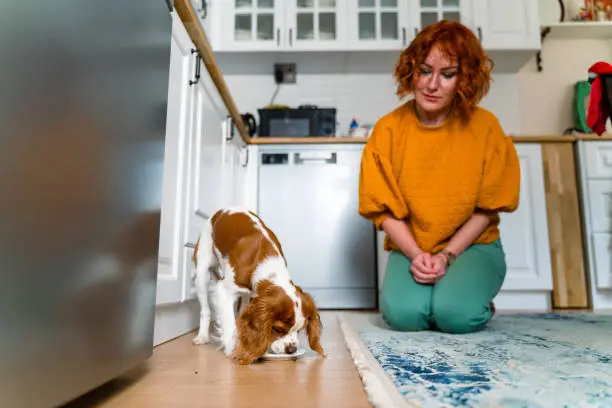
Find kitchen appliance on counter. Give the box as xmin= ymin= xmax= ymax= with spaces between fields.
xmin=257 ymin=144 xmax=377 ymax=309
xmin=257 ymin=105 xmax=337 ymax=137
xmin=241 ymin=112 xmax=257 ymax=137
xmin=0 ymin=1 xmax=172 ymax=406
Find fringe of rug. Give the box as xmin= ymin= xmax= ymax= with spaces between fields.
xmin=337 ymin=313 xmax=416 ymax=408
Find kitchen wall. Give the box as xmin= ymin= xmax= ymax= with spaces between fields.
xmin=216 ymin=52 xmax=522 ymax=135
xmin=517 ymin=38 xmax=612 ymax=136
xmin=216 ymin=3 xmax=612 ymax=137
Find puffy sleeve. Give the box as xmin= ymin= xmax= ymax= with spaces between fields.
xmin=358 ymin=120 xmax=409 ymax=230
xmin=476 ymin=117 xmax=521 ymax=214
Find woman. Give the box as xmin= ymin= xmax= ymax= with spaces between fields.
xmin=358 ymin=20 xmax=520 ymax=334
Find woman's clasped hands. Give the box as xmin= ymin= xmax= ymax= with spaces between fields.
xmin=410 ymin=252 xmax=448 ymax=285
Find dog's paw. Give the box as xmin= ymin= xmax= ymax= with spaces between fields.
xmin=192 ymin=334 xmax=210 ymax=345
xmin=222 ymin=343 xmax=235 ymax=357
xmin=221 ymin=337 xmax=236 ymax=356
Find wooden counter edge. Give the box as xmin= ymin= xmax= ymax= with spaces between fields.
xmin=249 ymin=137 xmax=369 ymax=144
xmin=173 ymin=0 xmax=251 ymax=145
xmin=511 ymin=136 xmax=576 ymax=143
xmin=574 ymin=134 xmax=612 ymax=140
xmin=248 ymin=136 xmax=582 ymax=144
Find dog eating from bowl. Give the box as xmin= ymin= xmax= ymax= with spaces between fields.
xmin=191 ymin=207 xmax=326 ymax=364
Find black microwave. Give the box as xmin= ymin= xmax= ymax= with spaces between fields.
xmin=257 ymin=107 xmax=336 ymax=137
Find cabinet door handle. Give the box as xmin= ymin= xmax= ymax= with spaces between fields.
xmin=241 ymin=147 xmax=249 ymax=168
xmin=477 ymin=26 xmax=482 ymax=42
xmin=277 ymin=28 xmax=280 ymax=46
xmin=289 ymin=28 xmax=293 ymax=46
xmin=226 ymin=116 xmax=235 ymax=141
xmin=402 ymin=28 xmax=406 ymax=46
xmin=200 ymin=0 xmax=208 ymax=19
xmin=189 ymin=49 xmax=201 ymax=86
xmin=194 ymin=209 xmax=210 ymax=220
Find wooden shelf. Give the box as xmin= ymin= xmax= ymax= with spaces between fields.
xmin=542 ymin=21 xmax=612 ymax=39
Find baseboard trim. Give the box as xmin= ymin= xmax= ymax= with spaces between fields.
xmin=153 ymin=299 xmax=199 ymax=346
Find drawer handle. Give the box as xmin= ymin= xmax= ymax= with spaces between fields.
xmin=294 ymin=152 xmax=337 ymax=164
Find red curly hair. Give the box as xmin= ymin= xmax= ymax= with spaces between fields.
xmin=394 ymin=20 xmax=494 ymax=122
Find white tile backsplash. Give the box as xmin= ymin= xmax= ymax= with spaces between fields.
xmin=216 ymin=52 xmax=522 ymax=136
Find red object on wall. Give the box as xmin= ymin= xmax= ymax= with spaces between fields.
xmin=587 ymin=61 xmax=612 ymax=136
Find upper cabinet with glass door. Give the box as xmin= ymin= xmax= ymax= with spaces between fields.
xmin=409 ymin=0 xmax=474 ymax=34
xmin=217 ymin=0 xmax=284 ymax=51
xmin=214 ymin=0 xmax=347 ymax=51
xmin=286 ymin=0 xmax=348 ymax=51
xmin=347 ymin=0 xmax=412 ymax=50
xmin=346 ymin=0 xmax=473 ymax=51
xmin=209 ymin=0 xmax=539 ymax=53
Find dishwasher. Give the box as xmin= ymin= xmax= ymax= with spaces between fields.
xmin=257 ymin=144 xmax=377 ymax=309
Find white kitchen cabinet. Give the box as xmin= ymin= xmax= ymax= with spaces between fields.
xmin=286 ymin=0 xmax=349 ymax=51
xmin=497 ymin=144 xmax=552 ymax=297
xmin=179 ymin=60 xmax=230 ymax=302
xmin=472 ymin=0 xmax=540 ymax=50
xmin=157 ymin=12 xmax=198 ymax=305
xmin=376 ymin=143 xmax=553 ymax=311
xmin=157 ymin=12 xmax=244 ymax=305
xmin=208 ymin=0 xmax=539 ymax=52
xmin=410 ymin=0 xmax=472 ymax=32
xmin=347 ymin=0 xmax=411 ymax=50
xmin=577 ymin=141 xmax=612 ymax=309
xmin=214 ymin=0 xmax=348 ymax=52
xmin=347 ymin=0 xmax=473 ymax=50
xmin=221 ymin=121 xmax=250 ymax=208
xmin=189 ymin=0 xmax=212 ymax=33
xmin=217 ymin=0 xmax=284 ymax=51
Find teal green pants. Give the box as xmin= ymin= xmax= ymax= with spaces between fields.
xmin=380 ymin=239 xmax=507 ymax=334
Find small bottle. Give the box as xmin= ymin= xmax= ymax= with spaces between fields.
xmin=348 ymin=118 xmax=359 ymax=137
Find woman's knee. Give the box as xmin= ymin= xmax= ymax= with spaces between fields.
xmin=380 ymin=294 xmax=431 ymax=331
xmin=431 ymin=296 xmax=491 ymax=334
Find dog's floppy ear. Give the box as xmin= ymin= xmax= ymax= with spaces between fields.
xmin=232 ymin=294 xmax=273 ymax=365
xmin=296 ymin=285 xmax=325 ymax=357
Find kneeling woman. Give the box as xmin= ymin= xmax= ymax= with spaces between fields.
xmin=358 ymin=20 xmax=520 ymax=334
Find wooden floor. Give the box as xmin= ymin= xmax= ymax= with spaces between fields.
xmin=65 ymin=312 xmax=371 ymax=408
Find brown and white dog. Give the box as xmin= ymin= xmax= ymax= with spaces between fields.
xmin=191 ymin=207 xmax=325 ymax=365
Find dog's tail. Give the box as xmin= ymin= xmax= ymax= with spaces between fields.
xmin=191 ymin=215 xmax=214 ymax=280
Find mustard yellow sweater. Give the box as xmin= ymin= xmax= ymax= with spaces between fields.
xmin=358 ymin=100 xmax=521 ymax=254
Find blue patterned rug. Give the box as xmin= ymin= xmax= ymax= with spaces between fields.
xmin=338 ymin=312 xmax=612 ymax=408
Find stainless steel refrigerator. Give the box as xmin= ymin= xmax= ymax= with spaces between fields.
xmin=0 ymin=1 xmax=173 ymax=407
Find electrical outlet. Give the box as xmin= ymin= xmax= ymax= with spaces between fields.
xmin=274 ymin=63 xmax=296 ymax=84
